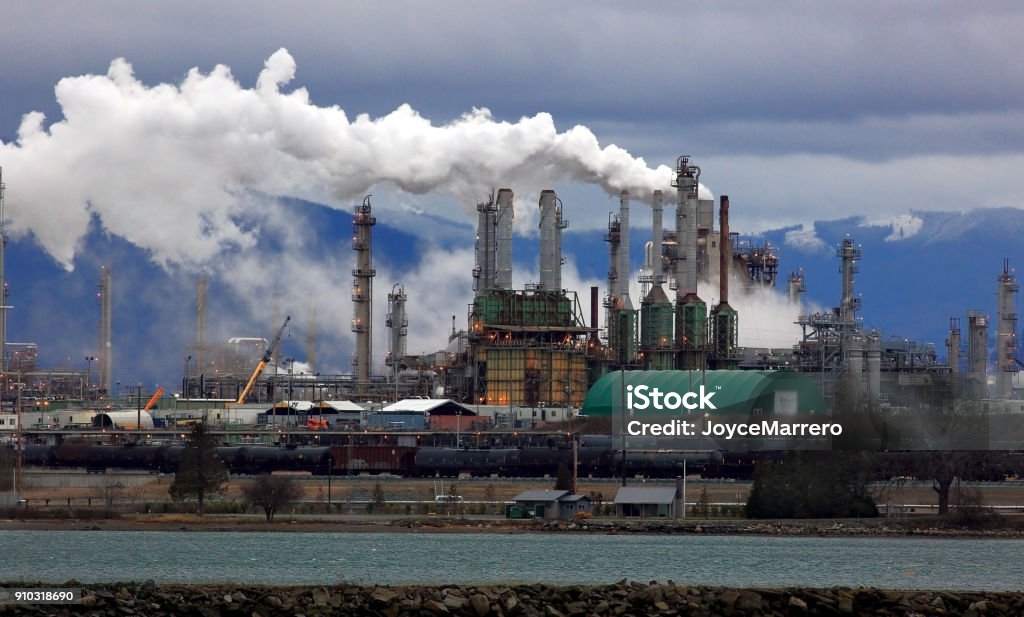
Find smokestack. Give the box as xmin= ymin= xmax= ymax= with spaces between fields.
xmin=352 ymin=195 xmax=376 ymax=386
xmin=474 ymin=193 xmax=498 ymax=293
xmin=0 ymin=167 xmax=6 ymax=380
xmin=673 ymin=182 xmax=686 ymax=299
xmin=718 ymin=196 xmax=730 ymax=307
xmin=838 ymin=238 xmax=862 ymax=324
xmin=590 ymin=286 xmax=600 ymax=333
xmin=947 ymin=317 xmax=961 ymax=374
xmin=495 ymin=189 xmax=514 ymax=290
xmin=196 ymin=275 xmax=207 ymax=374
xmin=619 ymin=191 xmax=633 ymax=309
xmin=672 ymin=156 xmax=701 ymax=298
xmin=996 ymin=259 xmax=1018 ymax=398
xmin=967 ymin=310 xmax=988 ymax=397
xmin=386 ymin=284 xmax=408 ymax=385
xmin=306 ymin=306 xmax=317 ymax=374
xmin=651 ymin=190 xmax=664 ymax=286
xmin=538 ymin=190 xmax=566 ymax=291
xmin=99 ymin=267 xmax=112 ymax=397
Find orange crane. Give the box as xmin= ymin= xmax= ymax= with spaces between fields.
xmin=143 ymin=386 xmax=165 ymax=411
xmin=235 ymin=315 xmax=291 ymax=405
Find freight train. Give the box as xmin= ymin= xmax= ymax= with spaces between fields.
xmin=17 ymin=438 xmax=756 ymax=478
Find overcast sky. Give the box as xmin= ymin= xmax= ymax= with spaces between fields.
xmin=1 ymin=2 xmax=1022 ymax=379
xmin=4 ymin=2 xmax=1023 ymax=239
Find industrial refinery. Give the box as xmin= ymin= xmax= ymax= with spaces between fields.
xmin=1 ymin=152 xmax=1023 ymax=467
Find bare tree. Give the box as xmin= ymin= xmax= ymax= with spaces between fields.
xmin=98 ymin=476 xmax=125 ymax=509
xmin=243 ymin=474 xmax=304 ymax=521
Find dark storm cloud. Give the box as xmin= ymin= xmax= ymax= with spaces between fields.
xmin=4 ymin=2 xmax=1023 ymax=149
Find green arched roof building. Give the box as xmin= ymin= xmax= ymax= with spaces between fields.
xmin=581 ymin=370 xmax=827 ymax=417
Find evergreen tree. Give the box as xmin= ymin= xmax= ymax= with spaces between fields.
xmin=554 ymin=462 xmax=573 ymax=492
xmin=169 ymin=423 xmax=229 ymax=515
xmin=746 ymin=452 xmax=878 ymax=519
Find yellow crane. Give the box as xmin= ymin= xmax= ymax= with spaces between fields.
xmin=235 ymin=315 xmax=291 ymax=405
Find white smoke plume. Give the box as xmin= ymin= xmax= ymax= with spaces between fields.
xmin=0 ymin=48 xmax=684 ymax=273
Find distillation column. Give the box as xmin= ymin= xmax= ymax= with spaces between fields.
xmin=838 ymin=238 xmax=862 ymax=326
xmin=605 ymin=209 xmax=622 ymax=354
xmin=787 ymin=270 xmax=806 ymax=307
xmin=474 ymin=194 xmax=498 ymax=293
xmin=196 ymin=276 xmax=207 ymax=374
xmin=99 ymin=267 xmax=112 ymax=397
xmin=640 ymin=190 xmax=674 ymax=369
xmin=709 ymin=195 xmax=738 ymax=369
xmin=0 ymin=168 xmax=6 ymax=378
xmin=996 ymin=260 xmax=1019 ymax=398
xmin=618 ymin=191 xmax=633 ymax=310
xmin=947 ymin=317 xmax=961 ymax=374
xmin=495 ymin=189 xmax=514 ymax=290
xmin=673 ymin=156 xmax=706 ymax=370
xmin=538 ymin=190 xmax=567 ymax=291
xmin=351 ymin=196 xmax=377 ymax=386
xmin=386 ymin=284 xmax=408 ymax=384
xmin=967 ymin=311 xmax=988 ymax=398
xmin=306 ymin=307 xmax=317 ymax=374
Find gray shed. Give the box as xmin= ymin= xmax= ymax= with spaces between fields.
xmin=614 ymin=486 xmax=678 ymax=518
xmin=511 ymin=490 xmax=592 ymax=520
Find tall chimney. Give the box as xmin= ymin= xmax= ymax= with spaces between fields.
xmin=196 ymin=275 xmax=207 ymax=374
xmin=0 ymin=167 xmax=7 ymax=380
xmin=838 ymin=238 xmax=862 ymax=325
xmin=967 ymin=310 xmax=988 ymax=397
xmin=495 ymin=189 xmax=514 ymax=290
xmin=718 ymin=196 xmax=730 ymax=306
xmin=947 ymin=317 xmax=961 ymax=374
xmin=651 ymin=190 xmax=664 ymax=286
xmin=352 ymin=195 xmax=377 ymax=386
xmin=474 ymin=193 xmax=498 ymax=293
xmin=538 ymin=190 xmax=566 ymax=291
xmin=619 ymin=191 xmax=633 ymax=309
xmin=996 ymin=259 xmax=1018 ymax=397
xmin=99 ymin=267 xmax=112 ymax=397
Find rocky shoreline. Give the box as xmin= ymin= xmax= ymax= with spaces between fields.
xmin=2 ymin=581 xmax=1023 ymax=616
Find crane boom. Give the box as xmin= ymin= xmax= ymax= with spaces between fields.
xmin=143 ymin=386 xmax=165 ymax=411
xmin=235 ymin=315 xmax=291 ymax=405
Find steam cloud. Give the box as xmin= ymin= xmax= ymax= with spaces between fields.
xmin=1 ymin=48 xmax=683 ymax=272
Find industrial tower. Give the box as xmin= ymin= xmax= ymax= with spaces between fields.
xmin=98 ymin=267 xmax=112 ymax=397
xmin=352 ymin=196 xmax=376 ymax=387
xmin=996 ymin=260 xmax=1019 ymax=398
xmin=673 ymin=155 xmax=706 ymax=370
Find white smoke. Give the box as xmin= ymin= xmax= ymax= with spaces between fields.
xmin=1 ymin=49 xmax=684 ymax=272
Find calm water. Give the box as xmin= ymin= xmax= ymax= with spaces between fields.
xmin=3 ymin=531 xmax=1022 ymax=590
